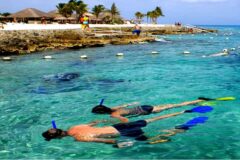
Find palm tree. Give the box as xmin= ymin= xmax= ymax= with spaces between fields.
xmin=56 ymin=3 xmax=73 ymax=18
xmin=71 ymin=0 xmax=88 ymax=22
xmin=135 ymin=12 xmax=145 ymax=24
xmin=1 ymin=12 xmax=11 ymax=17
xmin=102 ymin=15 xmax=111 ymax=24
xmin=92 ymin=5 xmax=105 ymax=20
xmin=154 ymin=7 xmax=164 ymax=24
xmin=110 ymin=3 xmax=119 ymax=23
xmin=146 ymin=11 xmax=151 ymax=23
xmin=74 ymin=0 xmax=88 ymax=17
xmin=148 ymin=11 xmax=157 ymax=24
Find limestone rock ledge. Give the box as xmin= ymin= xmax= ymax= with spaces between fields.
xmin=0 ymin=29 xmax=155 ymax=55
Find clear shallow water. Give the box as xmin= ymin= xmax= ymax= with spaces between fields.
xmin=0 ymin=26 xmax=240 ymax=159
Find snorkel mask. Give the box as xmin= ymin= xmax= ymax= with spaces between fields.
xmin=91 ymin=99 xmax=112 ymax=114
xmin=42 ymin=120 xmax=63 ymax=141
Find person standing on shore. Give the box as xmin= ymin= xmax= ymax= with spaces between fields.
xmin=80 ymin=16 xmax=84 ymax=29
xmin=0 ymin=23 xmax=4 ymax=29
xmin=82 ymin=15 xmax=90 ymax=31
xmin=132 ymin=24 xmax=141 ymax=36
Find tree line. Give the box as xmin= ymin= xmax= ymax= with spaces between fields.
xmin=0 ymin=12 xmax=11 ymax=17
xmin=1 ymin=1 xmax=164 ymax=24
xmin=135 ymin=7 xmax=164 ymax=24
xmin=56 ymin=0 xmax=121 ymax=23
xmin=57 ymin=1 xmax=164 ymax=24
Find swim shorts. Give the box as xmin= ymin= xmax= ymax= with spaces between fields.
xmin=125 ymin=105 xmax=154 ymax=116
xmin=112 ymin=120 xmax=147 ymax=138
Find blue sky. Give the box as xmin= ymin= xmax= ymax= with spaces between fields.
xmin=0 ymin=0 xmax=239 ymax=25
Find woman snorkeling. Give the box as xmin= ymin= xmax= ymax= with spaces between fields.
xmin=92 ymin=97 xmax=211 ymax=123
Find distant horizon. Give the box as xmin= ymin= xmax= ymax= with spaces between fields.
xmin=0 ymin=0 xmax=240 ymax=25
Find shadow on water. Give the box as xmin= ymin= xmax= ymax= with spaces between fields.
xmin=30 ymin=73 xmax=127 ymax=94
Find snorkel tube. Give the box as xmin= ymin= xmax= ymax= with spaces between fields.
xmin=100 ymin=99 xmax=104 ymax=105
xmin=52 ymin=120 xmax=57 ymax=129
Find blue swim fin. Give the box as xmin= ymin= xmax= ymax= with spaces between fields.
xmin=184 ymin=106 xmax=213 ymax=113
xmin=175 ymin=117 xmax=209 ymax=129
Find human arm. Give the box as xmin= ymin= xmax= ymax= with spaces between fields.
xmin=75 ymin=136 xmax=116 ymax=144
xmin=87 ymin=120 xmax=108 ymax=126
xmin=111 ymin=112 xmax=129 ymax=123
xmin=112 ymin=102 xmax=139 ymax=110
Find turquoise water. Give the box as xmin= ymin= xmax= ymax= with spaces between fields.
xmin=0 ymin=26 xmax=240 ymax=159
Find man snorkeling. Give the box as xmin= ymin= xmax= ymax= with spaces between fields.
xmin=42 ymin=111 xmax=185 ymax=144
xmin=92 ymin=97 xmax=209 ymax=123
xmin=203 ymin=49 xmax=229 ymax=57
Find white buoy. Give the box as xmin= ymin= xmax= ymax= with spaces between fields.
xmin=80 ymin=55 xmax=88 ymax=59
xmin=43 ymin=55 xmax=52 ymax=59
xmin=230 ymin=48 xmax=236 ymax=51
xmin=183 ymin=51 xmax=191 ymax=54
xmin=210 ymin=37 xmax=214 ymax=39
xmin=116 ymin=53 xmax=124 ymax=57
xmin=223 ymin=49 xmax=228 ymax=53
xmin=2 ymin=56 xmax=12 ymax=61
xmin=226 ymin=37 xmax=229 ymax=40
xmin=151 ymin=51 xmax=159 ymax=54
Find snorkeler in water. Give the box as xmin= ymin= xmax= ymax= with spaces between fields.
xmin=203 ymin=49 xmax=229 ymax=57
xmin=91 ymin=98 xmax=209 ymax=123
xmin=42 ymin=106 xmax=212 ymax=146
xmin=91 ymin=96 xmax=235 ymax=123
xmin=42 ymin=110 xmax=189 ymax=144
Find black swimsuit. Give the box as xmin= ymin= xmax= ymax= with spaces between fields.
xmin=111 ymin=105 xmax=153 ymax=140
xmin=112 ymin=120 xmax=147 ymax=139
xmin=122 ymin=105 xmax=154 ymax=116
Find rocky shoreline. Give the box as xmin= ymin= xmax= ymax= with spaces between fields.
xmin=0 ymin=25 xmax=217 ymax=56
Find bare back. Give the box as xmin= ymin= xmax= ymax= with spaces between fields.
xmin=68 ymin=125 xmax=119 ymax=141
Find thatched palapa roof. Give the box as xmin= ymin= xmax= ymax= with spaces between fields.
xmin=48 ymin=10 xmax=77 ymax=20
xmin=83 ymin=12 xmax=94 ymax=17
xmin=48 ymin=10 xmax=60 ymax=18
xmin=9 ymin=8 xmax=50 ymax=18
xmin=98 ymin=11 xmax=123 ymax=20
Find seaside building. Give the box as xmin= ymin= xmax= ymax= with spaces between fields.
xmin=48 ymin=10 xmax=77 ymax=24
xmin=0 ymin=15 xmax=3 ymax=22
xmin=95 ymin=11 xmax=124 ymax=24
xmin=8 ymin=8 xmax=52 ymax=24
xmin=2 ymin=7 xmax=125 ymax=24
xmin=0 ymin=15 xmax=8 ymax=22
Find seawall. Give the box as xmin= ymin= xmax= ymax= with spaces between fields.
xmin=0 ymin=29 xmax=155 ymax=55
xmin=0 ymin=24 xmax=217 ymax=56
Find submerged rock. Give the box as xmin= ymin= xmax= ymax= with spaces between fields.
xmin=43 ymin=72 xmax=80 ymax=82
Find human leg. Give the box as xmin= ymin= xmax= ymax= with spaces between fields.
xmin=145 ymin=111 xmax=184 ymax=123
xmin=152 ymin=99 xmax=203 ymax=113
